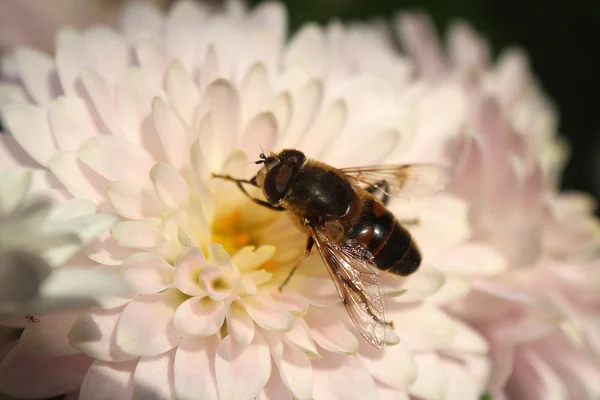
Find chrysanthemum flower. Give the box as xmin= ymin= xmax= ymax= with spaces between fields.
xmin=330 ymin=10 xmax=600 ymax=399
xmin=0 ymin=2 xmax=505 ymax=399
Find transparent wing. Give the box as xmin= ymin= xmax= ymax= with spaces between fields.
xmin=339 ymin=164 xmax=449 ymax=199
xmin=310 ymin=226 xmax=388 ymax=349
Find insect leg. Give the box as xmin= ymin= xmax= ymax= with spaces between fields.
xmin=365 ymin=180 xmax=390 ymax=205
xmin=211 ymin=173 xmax=285 ymax=211
xmin=278 ymin=236 xmax=314 ymax=291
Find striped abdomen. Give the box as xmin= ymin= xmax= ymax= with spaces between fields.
xmin=346 ymin=197 xmax=421 ymax=276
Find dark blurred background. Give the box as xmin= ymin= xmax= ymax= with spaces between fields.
xmin=247 ymin=0 xmax=600 ymax=210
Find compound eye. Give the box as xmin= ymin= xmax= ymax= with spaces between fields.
xmin=263 ymin=163 xmax=293 ymax=204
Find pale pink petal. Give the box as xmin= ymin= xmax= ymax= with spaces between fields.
xmin=306 ymin=308 xmax=359 ymax=355
xmin=69 ymin=306 xmax=138 ymax=362
xmin=116 ymin=289 xmax=183 ymax=356
xmin=136 ymin=41 xmax=168 ymax=80
xmin=174 ymin=336 xmax=219 ymax=400
xmin=121 ymin=252 xmax=174 ymax=294
xmin=19 ymin=312 xmax=80 ymax=357
xmin=14 ymin=47 xmax=60 ymax=105
xmin=243 ymin=295 xmax=293 ymax=331
xmin=0 ymin=345 xmax=92 ymax=399
xmin=270 ymin=341 xmax=313 ymax=400
xmin=120 ymin=1 xmax=164 ymax=42
xmin=409 ymin=353 xmax=445 ymax=400
xmin=280 ymin=80 xmax=323 ymax=148
xmin=434 ymin=242 xmax=507 ymax=276
xmin=133 ymin=349 xmax=177 ymax=399
xmin=389 ymin=304 xmax=455 ymax=351
xmin=302 ymin=99 xmax=348 ymax=158
xmin=283 ymin=318 xmax=320 ymax=359
xmin=115 ymin=68 xmax=166 ymax=146
xmin=260 ymin=365 xmax=291 ymax=400
xmin=82 ymin=27 xmax=129 ymax=85
xmin=163 ymin=1 xmax=208 ymax=73
xmin=240 ymin=63 xmax=270 ymax=123
xmin=79 ymin=359 xmax=137 ymax=400
xmin=152 ymin=97 xmax=189 ymax=170
xmin=358 ymin=339 xmax=416 ymax=389
xmin=196 ymin=79 xmax=241 ymax=170
xmin=174 ymin=247 xmax=207 ymax=296
xmin=271 ymin=290 xmax=309 ymax=315
xmin=48 ymin=96 xmax=100 ymax=151
xmin=241 ymin=111 xmax=279 ymax=156
xmin=378 ymin=385 xmax=411 ymax=400
xmin=284 ymin=24 xmax=326 ymax=77
xmin=80 ymin=68 xmax=120 ymax=135
xmin=79 ymin=135 xmax=154 ymax=186
xmin=312 ymin=352 xmax=378 ymax=400
xmin=49 ymin=151 xmax=106 ymax=201
xmin=386 ymin=266 xmax=445 ymax=302
xmin=327 ymin=125 xmax=400 ymax=167
xmin=150 ymin=162 xmax=190 ymax=209
xmin=173 ymin=297 xmax=225 ymax=337
xmin=107 ymin=181 xmax=162 ymax=220
xmin=0 ymin=82 xmax=28 ymax=109
xmin=226 ymin=299 xmax=255 ymax=346
xmin=198 ymin=44 xmax=220 ymax=91
xmin=445 ymin=319 xmax=488 ymax=354
xmin=2 ymin=103 xmax=56 ymax=166
xmin=111 ymin=220 xmax=166 ymax=249
xmin=54 ymin=32 xmax=85 ymax=96
xmin=166 ymin=60 xmax=200 ymax=126
xmin=0 ymin=168 xmax=31 ymax=214
xmin=441 ymin=359 xmax=479 ymax=400
xmin=216 ymin=331 xmax=271 ymax=400
xmin=270 ymin=91 xmax=292 ymax=134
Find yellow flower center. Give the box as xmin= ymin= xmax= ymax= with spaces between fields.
xmin=211 ymin=209 xmax=254 ymax=254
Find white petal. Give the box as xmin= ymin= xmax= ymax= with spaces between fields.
xmin=14 ymin=48 xmax=59 ymax=105
xmin=284 ymin=24 xmax=326 ymax=77
xmin=116 ymin=289 xmax=183 ymax=356
xmin=389 ymin=303 xmax=455 ymax=351
xmin=79 ymin=136 xmax=154 ymax=186
xmin=19 ymin=312 xmax=80 ymax=357
xmin=173 ymin=297 xmax=225 ymax=337
xmin=241 ymin=112 xmax=279 ymax=157
xmin=48 ymin=96 xmax=99 ymax=151
xmin=384 ymin=265 xmax=445 ymax=302
xmin=216 ymin=331 xmax=271 ymax=400
xmin=115 ymin=68 xmax=165 ymax=146
xmin=0 ymin=82 xmax=28 ymax=109
xmin=434 ymin=242 xmax=507 ymax=276
xmin=69 ymin=306 xmax=137 ymax=362
xmin=133 ymin=349 xmax=177 ymax=399
xmin=271 ymin=91 xmax=292 ymax=133
xmin=49 ymin=151 xmax=105 ymax=201
xmin=107 ymin=181 xmax=162 ymax=220
xmin=272 ymin=341 xmax=313 ymax=400
xmin=0 ymin=168 xmax=31 ymax=214
xmin=121 ymin=1 xmax=164 ymax=42
xmin=280 ymin=80 xmax=323 ymax=148
xmin=445 ymin=319 xmax=489 ymax=354
xmin=166 ymin=60 xmax=200 ymax=126
xmin=226 ymin=299 xmax=255 ymax=346
xmin=312 ymin=352 xmax=378 ymax=400
xmin=174 ymin=248 xmax=207 ymax=296
xmin=111 ymin=220 xmax=166 ymax=249
xmin=150 ymin=162 xmax=190 ymax=209
xmin=196 ymin=79 xmax=241 ymax=170
xmin=174 ymin=336 xmax=219 ymax=400
xmin=283 ymin=318 xmax=320 ymax=359
xmin=306 ymin=307 xmax=359 ymax=355
xmin=83 ymin=27 xmax=129 ymax=85
xmin=31 ymin=267 xmax=129 ymax=313
xmin=301 ymin=99 xmax=347 ymax=158
xmin=359 ymin=339 xmax=416 ymax=389
xmin=79 ymin=359 xmax=137 ymax=400
xmin=243 ymin=295 xmax=293 ymax=331
xmin=441 ymin=359 xmax=479 ymax=400
xmin=80 ymin=68 xmax=120 ymax=134
xmin=152 ymin=97 xmax=189 ymax=170
xmin=136 ymin=41 xmax=168 ymax=80
xmin=2 ymin=103 xmax=56 ymax=166
xmin=409 ymin=353 xmax=446 ymax=400
xmin=121 ymin=252 xmax=174 ymax=294
xmin=240 ymin=63 xmax=270 ymax=123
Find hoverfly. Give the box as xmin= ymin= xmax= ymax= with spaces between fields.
xmin=212 ymin=149 xmax=448 ymax=348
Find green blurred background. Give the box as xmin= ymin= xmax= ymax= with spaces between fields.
xmin=248 ymin=0 xmax=600 ymax=207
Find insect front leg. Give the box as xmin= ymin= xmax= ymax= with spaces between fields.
xmin=211 ymin=173 xmax=285 ymax=211
xmin=279 ymin=236 xmax=314 ymax=291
